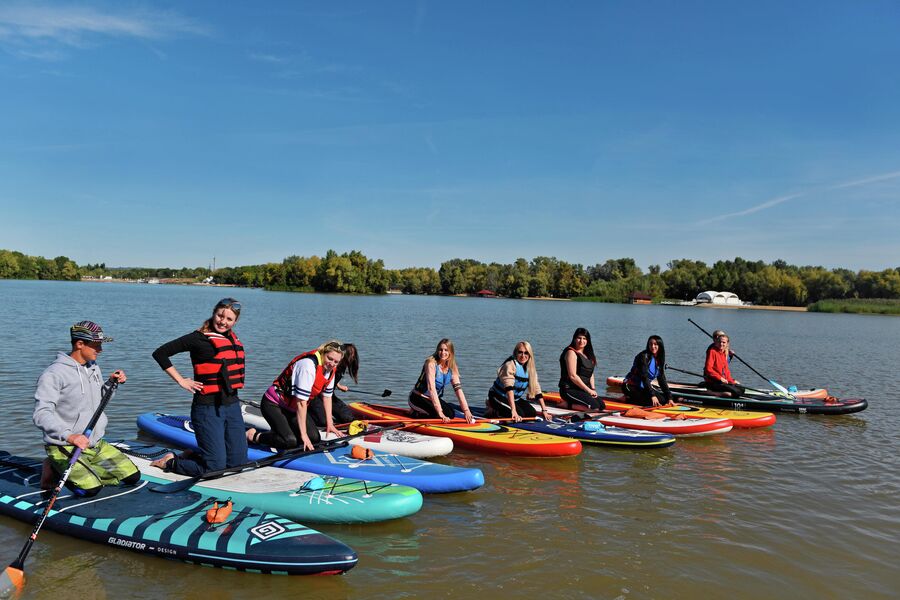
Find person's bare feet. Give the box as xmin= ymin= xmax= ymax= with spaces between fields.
xmin=246 ymin=428 xmax=257 ymax=443
xmin=149 ymin=452 xmax=175 ymax=469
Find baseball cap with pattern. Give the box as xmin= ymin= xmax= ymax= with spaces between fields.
xmin=70 ymin=321 xmax=114 ymax=343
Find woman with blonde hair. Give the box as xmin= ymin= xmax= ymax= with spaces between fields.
xmin=150 ymin=298 xmax=247 ymax=474
xmin=246 ymin=340 xmax=346 ymax=451
xmin=487 ymin=341 xmax=551 ymax=422
xmin=408 ymin=338 xmax=474 ymax=423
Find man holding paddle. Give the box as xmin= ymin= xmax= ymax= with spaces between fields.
xmin=33 ymin=321 xmax=139 ymax=496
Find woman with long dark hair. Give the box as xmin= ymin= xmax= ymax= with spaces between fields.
xmin=622 ymin=335 xmax=674 ymax=407
xmin=558 ymin=328 xmax=603 ymax=410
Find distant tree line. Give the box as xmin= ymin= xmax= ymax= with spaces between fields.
xmin=2 ymin=248 xmax=898 ymax=306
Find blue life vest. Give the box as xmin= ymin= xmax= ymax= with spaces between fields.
xmin=625 ymin=352 xmax=658 ymax=390
xmin=489 ymin=358 xmax=529 ymax=401
xmin=414 ymin=362 xmax=453 ymax=399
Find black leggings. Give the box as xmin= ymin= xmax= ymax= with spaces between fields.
xmin=308 ymin=395 xmax=355 ymax=427
xmin=255 ymin=400 xmax=321 ymax=449
xmin=622 ymin=381 xmax=663 ymax=407
xmin=559 ymin=387 xmax=605 ymax=410
xmin=705 ymin=381 xmax=746 ymax=399
xmin=486 ymin=391 xmax=537 ymax=418
xmin=408 ymin=392 xmax=454 ymax=418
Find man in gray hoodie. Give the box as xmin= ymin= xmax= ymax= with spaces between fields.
xmin=34 ymin=321 xmax=139 ymax=496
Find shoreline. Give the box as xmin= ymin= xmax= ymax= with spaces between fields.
xmin=696 ymin=303 xmax=807 ymax=312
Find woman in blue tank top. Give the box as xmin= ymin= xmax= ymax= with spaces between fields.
xmin=623 ymin=335 xmax=674 ymax=407
xmin=408 ymin=338 xmax=474 ymax=423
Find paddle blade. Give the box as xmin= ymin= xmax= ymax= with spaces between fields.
xmin=381 ymin=389 xmax=392 ymax=397
xmin=768 ymin=380 xmax=794 ymax=399
xmin=0 ymin=565 xmax=25 ymax=596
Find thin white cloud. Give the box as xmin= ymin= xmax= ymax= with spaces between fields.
xmin=0 ymin=2 xmax=207 ymax=58
xmin=250 ymin=53 xmax=289 ymax=64
xmin=697 ymin=170 xmax=900 ymax=226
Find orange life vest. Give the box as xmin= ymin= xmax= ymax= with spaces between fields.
xmin=272 ymin=350 xmax=335 ymax=410
xmin=192 ymin=331 xmax=245 ymax=395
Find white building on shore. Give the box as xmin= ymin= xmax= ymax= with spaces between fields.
xmin=695 ymin=290 xmax=742 ymax=305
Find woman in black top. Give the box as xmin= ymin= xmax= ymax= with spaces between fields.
xmin=558 ymin=327 xmax=604 ymax=410
xmin=622 ymin=335 xmax=674 ymax=407
xmin=149 ymin=298 xmax=248 ymax=476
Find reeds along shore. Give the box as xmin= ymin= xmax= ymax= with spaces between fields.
xmin=807 ymin=298 xmax=900 ymax=315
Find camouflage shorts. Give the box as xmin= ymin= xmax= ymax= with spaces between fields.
xmin=45 ymin=439 xmax=140 ymax=492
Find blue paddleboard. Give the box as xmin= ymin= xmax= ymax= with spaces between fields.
xmin=137 ymin=413 xmax=484 ymax=494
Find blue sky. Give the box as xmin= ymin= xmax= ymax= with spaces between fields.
xmin=1 ymin=1 xmax=898 ymax=271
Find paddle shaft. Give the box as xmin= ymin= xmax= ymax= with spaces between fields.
xmin=687 ymin=318 xmax=789 ymax=391
xmin=7 ymin=379 xmax=118 ymax=572
xmin=666 ymin=364 xmax=792 ymax=398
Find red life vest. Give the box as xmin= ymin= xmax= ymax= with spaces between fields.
xmin=272 ymin=350 xmax=335 ymax=410
xmin=192 ymin=331 xmax=245 ymax=395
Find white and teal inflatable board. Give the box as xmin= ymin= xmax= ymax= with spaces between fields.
xmin=0 ymin=451 xmax=356 ymax=575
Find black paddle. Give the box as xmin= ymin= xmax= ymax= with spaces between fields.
xmin=349 ymin=388 xmax=392 ymax=398
xmin=149 ymin=423 xmax=400 ymax=494
xmin=0 ymin=378 xmax=119 ymax=597
xmin=688 ymin=318 xmax=792 ymax=396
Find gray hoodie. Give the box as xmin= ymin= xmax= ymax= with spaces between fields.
xmin=33 ymin=352 xmax=114 ymax=446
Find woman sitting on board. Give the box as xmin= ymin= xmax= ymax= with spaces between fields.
xmin=622 ymin=335 xmax=675 ymax=407
xmin=708 ymin=329 xmax=734 ymax=363
xmin=704 ymin=333 xmax=745 ymax=398
xmin=308 ymin=342 xmax=357 ymax=426
xmin=486 ymin=341 xmax=552 ymax=422
xmin=558 ymin=328 xmax=604 ymax=410
xmin=246 ymin=341 xmax=347 ymax=450
xmin=150 ymin=298 xmax=247 ymax=474
xmin=408 ymin=338 xmax=475 ymax=423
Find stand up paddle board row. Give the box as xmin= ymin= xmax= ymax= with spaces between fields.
xmin=0 ymin=452 xmax=356 ymax=575
xmin=136 ymin=413 xmax=484 ymax=494
xmin=113 ymin=442 xmax=423 ymax=524
xmin=606 ymin=376 xmax=829 ymax=399
xmin=348 ymin=403 xmax=582 ymax=457
xmin=604 ymin=377 xmax=867 ymax=415
xmin=240 ymin=403 xmax=454 ymax=459
xmin=459 ymin=405 xmax=676 ymax=448
xmin=543 ymin=392 xmax=776 ymax=429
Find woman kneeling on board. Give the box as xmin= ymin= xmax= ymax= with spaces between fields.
xmin=246 ymin=341 xmax=346 ymax=451
xmin=408 ymin=338 xmax=475 ymax=423
xmin=622 ymin=335 xmax=675 ymax=407
xmin=558 ymin=327 xmax=603 ymax=410
xmin=704 ymin=333 xmax=745 ymax=398
xmin=307 ymin=342 xmax=357 ymax=426
xmin=486 ymin=341 xmax=552 ymax=422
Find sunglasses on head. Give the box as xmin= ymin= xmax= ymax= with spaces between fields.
xmin=217 ymin=298 xmax=241 ymax=311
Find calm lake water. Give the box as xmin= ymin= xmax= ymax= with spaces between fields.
xmin=1 ymin=280 xmax=897 ymax=599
